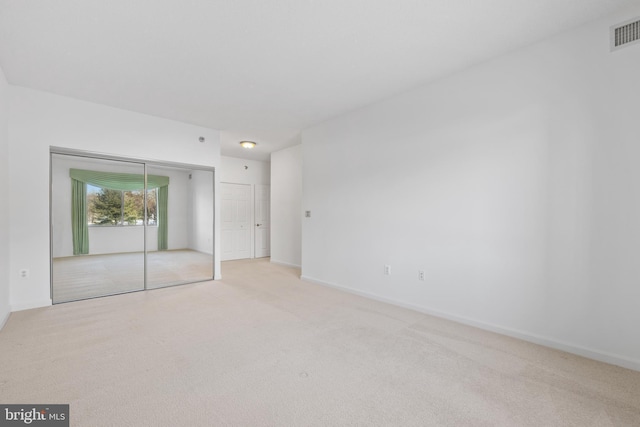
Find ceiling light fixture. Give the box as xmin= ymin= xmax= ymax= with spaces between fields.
xmin=239 ymin=141 xmax=257 ymax=149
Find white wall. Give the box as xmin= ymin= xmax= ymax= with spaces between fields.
xmin=302 ymin=6 xmax=640 ymax=370
xmin=9 ymin=87 xmax=221 ymax=310
xmin=270 ymin=145 xmax=302 ymax=267
xmin=220 ymin=156 xmax=270 ymax=185
xmin=0 ymin=65 xmax=10 ymax=326
xmin=188 ymin=169 xmax=215 ymax=254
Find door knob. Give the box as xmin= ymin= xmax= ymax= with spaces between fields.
xmin=256 ymin=224 xmax=262 ymax=227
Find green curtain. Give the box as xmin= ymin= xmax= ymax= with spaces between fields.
xmin=157 ymin=185 xmax=168 ymax=251
xmin=69 ymin=169 xmax=169 ymax=191
xmin=71 ymin=179 xmax=89 ymax=255
xmin=69 ymin=169 xmax=170 ymax=252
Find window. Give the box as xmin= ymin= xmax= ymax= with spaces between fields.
xmin=87 ymin=185 xmax=157 ymax=226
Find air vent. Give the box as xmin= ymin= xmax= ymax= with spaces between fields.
xmin=611 ymin=17 xmax=640 ymax=51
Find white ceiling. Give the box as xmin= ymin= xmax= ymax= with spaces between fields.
xmin=0 ymin=0 xmax=635 ymax=161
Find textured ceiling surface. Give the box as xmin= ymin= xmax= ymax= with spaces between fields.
xmin=0 ymin=0 xmax=634 ymax=160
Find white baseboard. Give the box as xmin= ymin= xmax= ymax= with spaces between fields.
xmin=11 ymin=299 xmax=52 ymax=312
xmin=300 ymin=275 xmax=640 ymax=372
xmin=270 ymin=259 xmax=301 ymax=269
xmin=0 ymin=307 xmax=10 ymax=330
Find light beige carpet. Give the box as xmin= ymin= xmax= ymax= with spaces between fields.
xmin=1 ymin=258 xmax=639 ymax=426
xmin=52 ymin=249 xmax=214 ymax=303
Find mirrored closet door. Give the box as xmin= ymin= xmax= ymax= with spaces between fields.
xmin=50 ymin=149 xmax=215 ymax=304
xmin=145 ymin=164 xmax=214 ymax=289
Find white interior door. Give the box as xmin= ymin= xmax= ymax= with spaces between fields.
xmin=221 ymin=183 xmax=251 ymax=261
xmin=254 ymin=184 xmax=270 ymax=258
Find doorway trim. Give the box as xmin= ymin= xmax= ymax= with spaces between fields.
xmin=220 ymin=181 xmax=271 ymax=260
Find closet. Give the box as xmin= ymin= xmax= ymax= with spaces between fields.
xmin=50 ymin=148 xmax=215 ymax=303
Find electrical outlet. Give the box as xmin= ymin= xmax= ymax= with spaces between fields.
xmin=19 ymin=269 xmax=29 ymax=279
xmin=384 ymin=265 xmax=391 ymax=275
xmin=418 ymin=270 xmax=425 ymax=281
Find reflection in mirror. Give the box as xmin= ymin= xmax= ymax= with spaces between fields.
xmin=145 ymin=165 xmax=214 ymax=289
xmin=51 ymin=151 xmax=215 ymax=303
xmin=51 ymin=154 xmax=145 ymax=303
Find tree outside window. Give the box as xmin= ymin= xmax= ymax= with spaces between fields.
xmin=87 ymin=185 xmax=157 ymax=226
